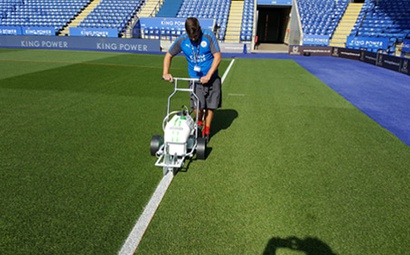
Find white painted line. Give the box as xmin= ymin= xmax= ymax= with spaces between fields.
xmin=228 ymin=93 xmax=245 ymax=97
xmin=222 ymin=58 xmax=235 ymax=84
xmin=118 ymin=173 xmax=174 ymax=255
xmin=118 ymin=57 xmax=236 ymax=255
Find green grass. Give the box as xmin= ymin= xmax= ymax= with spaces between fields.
xmin=0 ymin=49 xmax=228 ymax=254
xmin=1 ymin=49 xmax=410 ymax=255
xmin=136 ymin=59 xmax=410 ymax=254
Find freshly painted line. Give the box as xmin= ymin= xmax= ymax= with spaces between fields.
xmin=118 ymin=173 xmax=174 ymax=255
xmin=119 ymin=57 xmax=236 ymax=255
xmin=228 ymin=93 xmax=245 ymax=96
xmin=222 ymin=58 xmax=235 ymax=83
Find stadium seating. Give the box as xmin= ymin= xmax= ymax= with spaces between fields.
xmin=240 ymin=0 xmax=254 ymax=41
xmin=156 ymin=0 xmax=184 ymax=17
xmin=78 ymin=0 xmax=143 ymax=35
xmin=176 ymin=0 xmax=231 ymax=40
xmin=0 ymin=0 xmax=143 ymax=35
xmin=0 ymin=0 xmax=91 ymax=32
xmin=297 ymin=0 xmax=349 ymax=36
xmin=1 ymin=0 xmax=408 ymax=50
xmin=348 ymin=0 xmax=410 ymax=54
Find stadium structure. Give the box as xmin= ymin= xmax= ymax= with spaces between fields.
xmin=1 ymin=1 xmax=410 ymax=254
xmin=0 ymin=0 xmax=409 ymax=57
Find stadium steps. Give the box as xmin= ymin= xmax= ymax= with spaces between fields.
xmin=224 ymin=0 xmax=244 ymax=43
xmin=156 ymin=0 xmax=183 ymax=17
xmin=139 ymin=0 xmax=164 ymax=17
xmin=122 ymin=12 xmax=141 ymax=39
xmin=59 ymin=0 xmax=102 ymax=36
xmin=329 ymin=3 xmax=363 ymax=47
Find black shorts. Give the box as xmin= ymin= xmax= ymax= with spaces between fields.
xmin=190 ymin=76 xmax=222 ymax=110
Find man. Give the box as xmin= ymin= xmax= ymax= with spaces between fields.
xmin=162 ymin=17 xmax=222 ymax=142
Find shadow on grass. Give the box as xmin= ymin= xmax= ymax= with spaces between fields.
xmin=178 ymin=109 xmax=237 ymax=174
xmin=211 ymin=109 xmax=239 ymax=138
xmin=178 ymin=147 xmax=213 ymax=174
xmin=206 ymin=108 xmax=238 ymax=159
xmin=263 ymin=236 xmax=337 ymax=255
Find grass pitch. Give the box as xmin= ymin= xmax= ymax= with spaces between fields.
xmin=1 ymin=49 xmax=410 ymax=255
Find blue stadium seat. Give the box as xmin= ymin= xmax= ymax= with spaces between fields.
xmin=176 ymin=0 xmax=231 ymax=40
xmin=0 ymin=0 xmax=91 ymax=33
xmin=298 ymin=0 xmax=349 ymax=37
xmin=78 ymin=0 xmax=143 ymax=35
xmin=349 ymin=0 xmax=410 ymax=52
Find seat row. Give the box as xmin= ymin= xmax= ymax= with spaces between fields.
xmin=348 ymin=0 xmax=410 ymax=54
xmin=240 ymin=0 xmax=254 ymax=41
xmin=176 ymin=0 xmax=231 ymax=40
xmin=79 ymin=0 xmax=142 ymax=34
xmin=0 ymin=0 xmax=90 ymax=32
xmin=298 ymin=0 xmax=349 ymax=36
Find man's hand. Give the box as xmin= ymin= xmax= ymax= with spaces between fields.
xmin=200 ymin=75 xmax=211 ymax=84
xmin=162 ymin=73 xmax=173 ymax=82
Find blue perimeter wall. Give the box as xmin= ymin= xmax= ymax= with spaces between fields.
xmin=0 ymin=35 xmax=161 ymax=53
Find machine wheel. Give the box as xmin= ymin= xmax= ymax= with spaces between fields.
xmin=150 ymin=135 xmax=163 ymax=156
xmin=196 ymin=137 xmax=207 ymax=160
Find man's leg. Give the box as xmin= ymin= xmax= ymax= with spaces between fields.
xmin=202 ymin=76 xmax=221 ymax=141
xmin=191 ymin=82 xmax=206 ymax=133
xmin=194 ymin=109 xmax=205 ymax=127
xmin=203 ymin=109 xmax=214 ymax=140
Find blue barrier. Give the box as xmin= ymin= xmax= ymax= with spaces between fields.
xmin=346 ymin=36 xmax=389 ymax=50
xmin=0 ymin=26 xmax=55 ymax=36
xmin=0 ymin=35 xmax=161 ymax=53
xmin=0 ymin=26 xmax=22 ymax=35
xmin=139 ymin=17 xmax=215 ymax=39
xmin=303 ymin=34 xmax=330 ymax=46
xmin=402 ymin=39 xmax=410 ymax=53
xmin=70 ymin=27 xmax=119 ymax=38
xmin=257 ymin=0 xmax=292 ymax=5
xmin=139 ymin=17 xmax=215 ymax=31
xmin=23 ymin=26 xmax=55 ymax=36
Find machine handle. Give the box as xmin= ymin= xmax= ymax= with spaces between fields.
xmin=173 ymin=77 xmax=200 ymax=82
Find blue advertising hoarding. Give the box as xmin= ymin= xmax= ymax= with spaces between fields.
xmin=0 ymin=35 xmax=161 ymax=53
xmin=402 ymin=39 xmax=410 ymax=53
xmin=139 ymin=17 xmax=215 ymax=31
xmin=346 ymin=36 xmax=389 ymax=50
xmin=23 ymin=26 xmax=55 ymax=36
xmin=302 ymin=34 xmax=330 ymax=46
xmin=70 ymin=27 xmax=119 ymax=37
xmin=257 ymin=0 xmax=292 ymax=5
xmin=0 ymin=26 xmax=55 ymax=35
xmin=0 ymin=26 xmax=22 ymax=35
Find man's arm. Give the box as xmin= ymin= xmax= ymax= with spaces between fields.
xmin=162 ymin=52 xmax=174 ymax=82
xmin=201 ymin=52 xmax=221 ymax=84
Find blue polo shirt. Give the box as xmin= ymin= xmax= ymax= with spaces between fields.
xmin=168 ymin=29 xmax=220 ymax=79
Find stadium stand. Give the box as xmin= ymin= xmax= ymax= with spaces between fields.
xmin=329 ymin=2 xmax=362 ymax=48
xmin=176 ymin=0 xmax=231 ymax=40
xmin=240 ymin=0 xmax=254 ymax=41
xmin=77 ymin=0 xmax=142 ymax=36
xmin=138 ymin=0 xmax=162 ymax=18
xmin=297 ymin=0 xmax=349 ymax=37
xmin=296 ymin=0 xmax=409 ymax=55
xmin=139 ymin=0 xmax=253 ymax=42
xmin=1 ymin=0 xmax=408 ymax=54
xmin=156 ymin=0 xmax=183 ymax=17
xmin=348 ymin=0 xmax=410 ymax=54
xmin=0 ymin=0 xmax=91 ymax=33
xmin=224 ymin=0 xmax=242 ymax=42
xmin=0 ymin=0 xmax=144 ymax=36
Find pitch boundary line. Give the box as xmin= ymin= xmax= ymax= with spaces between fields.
xmin=118 ymin=173 xmax=174 ymax=255
xmin=118 ymin=58 xmax=235 ymax=255
xmin=222 ymin=57 xmax=235 ymax=83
